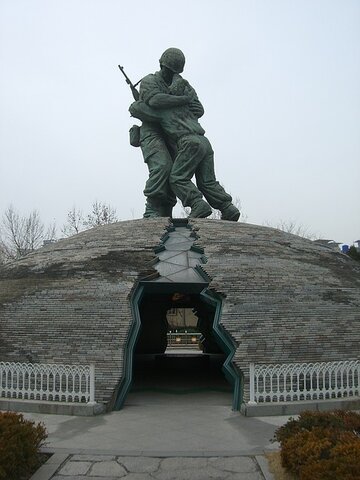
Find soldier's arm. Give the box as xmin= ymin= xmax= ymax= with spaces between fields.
xmin=129 ymin=101 xmax=162 ymax=123
xmin=189 ymin=98 xmax=204 ymax=118
xmin=148 ymin=93 xmax=191 ymax=109
xmin=140 ymin=74 xmax=191 ymax=110
xmin=185 ymin=83 xmax=204 ymax=118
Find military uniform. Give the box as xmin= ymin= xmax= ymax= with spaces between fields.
xmin=131 ymin=48 xmax=239 ymax=220
xmin=138 ymin=71 xmax=176 ymax=217
xmin=131 ymin=77 xmax=238 ymax=220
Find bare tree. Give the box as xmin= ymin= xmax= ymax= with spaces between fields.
xmin=83 ymin=201 xmax=118 ymax=228
xmin=25 ymin=210 xmax=45 ymax=250
xmin=62 ymin=201 xmax=119 ymax=237
xmin=264 ymin=219 xmax=316 ymax=240
xmin=1 ymin=206 xmax=49 ymax=259
xmin=0 ymin=240 xmax=6 ymax=266
xmin=45 ymin=221 xmax=57 ymax=242
xmin=61 ymin=206 xmax=84 ymax=237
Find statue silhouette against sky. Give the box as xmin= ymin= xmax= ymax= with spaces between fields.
xmin=129 ymin=48 xmax=240 ymax=221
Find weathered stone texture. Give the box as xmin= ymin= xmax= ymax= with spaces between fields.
xmin=0 ymin=219 xmax=169 ymax=405
xmin=1 ymin=218 xmax=359 ymax=407
xmin=191 ymin=219 xmax=360 ymax=401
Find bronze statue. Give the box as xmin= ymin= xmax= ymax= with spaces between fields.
xmin=126 ymin=48 xmax=240 ymax=221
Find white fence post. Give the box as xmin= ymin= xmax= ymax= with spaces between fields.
xmin=248 ymin=362 xmax=257 ymax=405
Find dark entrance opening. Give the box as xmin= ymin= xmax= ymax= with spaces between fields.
xmin=124 ymin=290 xmax=233 ymax=406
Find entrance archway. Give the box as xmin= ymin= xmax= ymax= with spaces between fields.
xmin=114 ymin=283 xmax=241 ymax=410
xmin=114 ymin=219 xmax=241 ymax=410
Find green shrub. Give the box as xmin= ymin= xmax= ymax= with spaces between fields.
xmin=0 ymin=411 xmax=48 ymax=480
xmin=274 ymin=410 xmax=360 ymax=480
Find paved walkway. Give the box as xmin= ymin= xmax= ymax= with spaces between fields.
xmin=25 ymin=390 xmax=289 ymax=479
xmin=41 ymin=454 xmax=271 ymax=479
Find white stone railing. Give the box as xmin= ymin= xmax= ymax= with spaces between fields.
xmin=0 ymin=362 xmax=95 ymax=404
xmin=249 ymin=360 xmax=360 ymax=404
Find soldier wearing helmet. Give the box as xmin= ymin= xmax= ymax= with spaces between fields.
xmin=131 ymin=48 xmax=240 ymax=220
xmin=134 ymin=48 xmax=194 ymax=218
xmin=159 ymin=48 xmax=185 ymax=74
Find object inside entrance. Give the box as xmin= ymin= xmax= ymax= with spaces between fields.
xmin=135 ymin=292 xmax=223 ymax=355
xmin=129 ymin=292 xmax=231 ymax=396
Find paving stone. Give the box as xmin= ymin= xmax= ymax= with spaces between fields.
xmin=89 ymin=460 xmax=127 ymax=477
xmin=209 ymin=456 xmax=258 ymax=473
xmin=72 ymin=454 xmax=116 ymax=461
xmin=57 ymin=460 xmax=92 ymax=475
xmin=118 ymin=456 xmax=161 ymax=473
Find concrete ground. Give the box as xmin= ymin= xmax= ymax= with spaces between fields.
xmin=26 ymin=391 xmax=287 ymax=456
xmin=25 ymin=389 xmax=290 ymax=479
xmin=23 ymin=351 xmax=292 ymax=479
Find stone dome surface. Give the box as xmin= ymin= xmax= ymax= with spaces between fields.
xmin=1 ymin=218 xmax=359 ymax=408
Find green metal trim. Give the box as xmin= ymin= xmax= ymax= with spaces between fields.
xmin=154 ymin=244 xmax=166 ymax=254
xmin=190 ymin=245 xmax=204 ymax=254
xmin=195 ymin=264 xmax=212 ymax=282
xmin=200 ymin=289 xmax=243 ymax=410
xmin=138 ymin=281 xmax=208 ymax=295
xmin=114 ymin=283 xmax=144 ymax=410
xmin=172 ymin=218 xmax=190 ymax=228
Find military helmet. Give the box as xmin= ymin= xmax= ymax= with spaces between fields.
xmin=159 ymin=48 xmax=185 ymax=73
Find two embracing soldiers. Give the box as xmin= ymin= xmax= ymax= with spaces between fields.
xmin=129 ymin=47 xmax=240 ymax=221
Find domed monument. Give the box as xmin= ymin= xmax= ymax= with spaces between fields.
xmin=1 ymin=218 xmax=359 ymax=414
xmin=1 ymin=49 xmax=359 ymax=415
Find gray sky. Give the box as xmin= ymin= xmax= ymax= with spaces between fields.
xmin=1 ymin=0 xmax=359 ymax=245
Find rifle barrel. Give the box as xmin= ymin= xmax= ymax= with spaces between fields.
xmin=118 ymin=65 xmax=140 ymax=100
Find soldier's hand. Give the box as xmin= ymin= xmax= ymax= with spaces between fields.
xmin=189 ymin=98 xmax=204 ymax=118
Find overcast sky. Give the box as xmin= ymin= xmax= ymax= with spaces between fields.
xmin=0 ymin=0 xmax=359 ymax=245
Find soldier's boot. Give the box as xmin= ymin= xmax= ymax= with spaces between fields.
xmin=158 ymin=204 xmax=174 ymax=218
xmin=144 ymin=198 xmax=175 ymax=218
xmin=221 ymin=203 xmax=240 ymax=222
xmin=143 ymin=199 xmax=162 ymax=218
xmin=189 ymin=199 xmax=212 ymax=218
